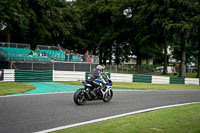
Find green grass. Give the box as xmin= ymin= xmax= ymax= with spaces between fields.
xmin=0 ymin=82 xmax=35 ymax=96
xmin=154 ymin=73 xmax=198 ymax=78
xmin=54 ymin=103 xmax=200 ymax=133
xmin=56 ymin=81 xmax=200 ymax=90
xmin=113 ymin=82 xmax=200 ymax=90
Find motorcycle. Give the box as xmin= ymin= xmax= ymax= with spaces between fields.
xmin=73 ymin=74 xmax=113 ymax=105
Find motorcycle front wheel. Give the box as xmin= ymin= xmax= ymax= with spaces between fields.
xmin=74 ymin=88 xmax=87 ymax=105
xmin=103 ymin=89 xmax=113 ymax=103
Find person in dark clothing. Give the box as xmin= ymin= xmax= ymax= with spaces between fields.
xmin=86 ymin=65 xmax=107 ymax=97
xmin=69 ymin=50 xmax=73 ymax=62
xmin=65 ymin=49 xmax=70 ymax=61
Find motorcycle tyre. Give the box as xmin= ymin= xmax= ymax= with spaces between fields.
xmin=74 ymin=88 xmax=87 ymax=105
xmin=103 ymin=89 xmax=113 ymax=103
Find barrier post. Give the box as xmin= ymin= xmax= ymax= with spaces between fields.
xmin=52 ymin=62 xmax=54 ymax=70
xmin=10 ymin=61 xmax=13 ymax=69
xmin=73 ymin=63 xmax=76 ymax=71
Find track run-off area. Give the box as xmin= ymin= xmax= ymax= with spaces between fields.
xmin=0 ymin=82 xmax=200 ymax=133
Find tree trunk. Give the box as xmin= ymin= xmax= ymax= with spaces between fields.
xmin=109 ymin=45 xmax=112 ymax=65
xmin=99 ymin=44 xmax=102 ymax=65
xmin=7 ymin=23 xmax=11 ymax=43
xmin=137 ymin=56 xmax=142 ymax=73
xmin=115 ymin=43 xmax=120 ymax=65
xmin=197 ymin=41 xmax=200 ymax=78
xmin=179 ymin=40 xmax=186 ymax=77
xmin=162 ymin=41 xmax=168 ymax=75
xmin=103 ymin=56 xmax=106 ymax=65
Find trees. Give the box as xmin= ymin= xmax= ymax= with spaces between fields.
xmin=0 ymin=0 xmax=29 ymax=42
xmin=169 ymin=0 xmax=196 ymax=77
xmin=170 ymin=0 xmax=196 ymax=77
xmin=190 ymin=0 xmax=200 ymax=77
xmin=0 ymin=0 xmax=199 ymax=76
xmin=28 ymin=0 xmax=82 ymax=48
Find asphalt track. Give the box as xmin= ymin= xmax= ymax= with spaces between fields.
xmin=1 ymin=90 xmax=200 ymax=133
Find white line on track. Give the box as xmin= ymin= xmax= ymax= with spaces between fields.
xmin=35 ymin=102 xmax=200 ymax=133
xmin=0 ymin=92 xmax=75 ymax=98
xmin=1 ymin=90 xmax=200 ymax=98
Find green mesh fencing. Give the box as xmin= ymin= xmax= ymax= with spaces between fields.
xmin=133 ymin=74 xmax=152 ymax=83
xmin=15 ymin=70 xmax=52 ymax=82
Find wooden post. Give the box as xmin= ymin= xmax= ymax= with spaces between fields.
xmin=52 ymin=62 xmax=54 ymax=70
xmin=73 ymin=63 xmax=76 ymax=71
xmin=10 ymin=61 xmax=12 ymax=69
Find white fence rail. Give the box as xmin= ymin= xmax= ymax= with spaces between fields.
xmin=111 ymin=73 xmax=133 ymax=82
xmin=185 ymin=78 xmax=199 ymax=85
xmin=3 ymin=69 xmax=15 ymax=81
xmin=53 ymin=70 xmax=85 ymax=81
xmin=152 ymin=76 xmax=170 ymax=84
xmin=1 ymin=69 xmax=200 ymax=85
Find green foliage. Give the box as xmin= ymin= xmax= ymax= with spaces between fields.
xmin=0 ymin=0 xmax=30 ymax=42
xmin=0 ymin=0 xmax=200 ymax=75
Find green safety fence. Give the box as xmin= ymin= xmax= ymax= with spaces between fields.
xmin=15 ymin=69 xmax=53 ymax=82
xmin=133 ymin=74 xmax=152 ymax=83
xmin=170 ymin=77 xmax=185 ymax=84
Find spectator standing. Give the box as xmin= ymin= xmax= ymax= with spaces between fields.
xmin=85 ymin=50 xmax=89 ymax=62
xmin=69 ymin=50 xmax=74 ymax=62
xmin=65 ymin=49 xmax=70 ymax=61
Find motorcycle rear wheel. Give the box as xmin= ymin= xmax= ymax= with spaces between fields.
xmin=103 ymin=89 xmax=113 ymax=103
xmin=74 ymin=88 xmax=87 ymax=105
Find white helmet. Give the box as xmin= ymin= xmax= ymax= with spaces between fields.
xmin=96 ymin=65 xmax=105 ymax=72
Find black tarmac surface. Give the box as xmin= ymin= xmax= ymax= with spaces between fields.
xmin=0 ymin=90 xmax=200 ymax=133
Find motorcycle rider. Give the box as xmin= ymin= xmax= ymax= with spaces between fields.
xmin=87 ymin=65 xmax=108 ymax=97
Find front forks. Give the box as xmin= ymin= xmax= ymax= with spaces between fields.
xmin=100 ymin=87 xmax=111 ymax=98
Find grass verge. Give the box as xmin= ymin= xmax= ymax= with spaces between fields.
xmin=54 ymin=103 xmax=200 ymax=133
xmin=154 ymin=73 xmax=198 ymax=78
xmin=0 ymin=82 xmax=35 ymax=96
xmin=56 ymin=81 xmax=200 ymax=90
